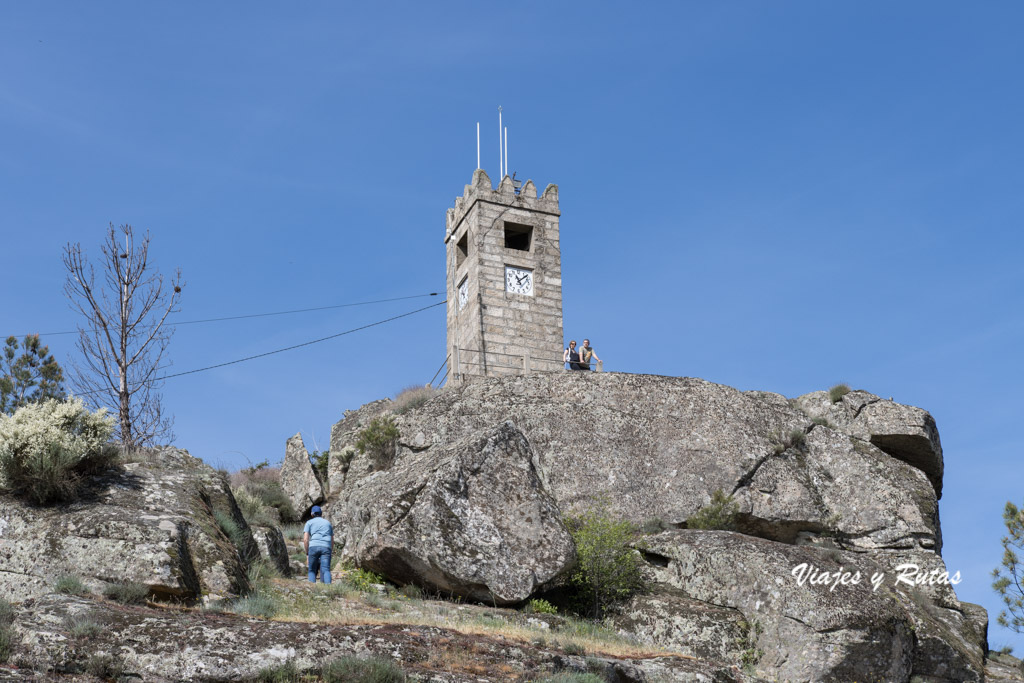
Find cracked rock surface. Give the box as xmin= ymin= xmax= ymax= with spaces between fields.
xmin=330 ymin=374 xmax=943 ymax=559
xmin=0 ymin=447 xmax=255 ymax=604
xmin=333 ymin=421 xmax=575 ymax=603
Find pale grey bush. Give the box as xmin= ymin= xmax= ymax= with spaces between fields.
xmin=0 ymin=398 xmax=117 ymax=503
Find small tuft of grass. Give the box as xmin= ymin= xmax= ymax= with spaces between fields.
xmin=810 ymin=416 xmax=833 ymax=428
xmin=0 ymin=625 xmax=13 ymax=664
xmin=256 ymin=659 xmax=304 ymax=682
xmin=66 ymin=614 xmax=102 ymax=639
xmin=0 ymin=599 xmax=14 ymax=625
xmin=84 ymin=653 xmax=125 ymax=679
xmin=214 ymin=509 xmax=246 ymax=548
xmin=828 ymin=383 xmax=851 ymax=403
xmin=535 ymin=675 xmax=603 ymax=683
xmin=248 ymin=561 xmax=281 ymax=595
xmin=54 ymin=574 xmax=90 ymax=596
xmin=399 ymin=584 xmax=422 ymax=600
xmin=770 ymin=428 xmax=807 ymax=455
xmin=282 ymin=523 xmax=304 ymax=541
xmin=103 ymin=581 xmax=149 ymax=605
xmin=391 ymin=385 xmax=439 ymax=415
xmin=232 ymin=593 xmax=279 ymax=619
xmin=560 ymin=640 xmax=586 ymax=656
xmin=321 ymin=654 xmax=406 ymax=683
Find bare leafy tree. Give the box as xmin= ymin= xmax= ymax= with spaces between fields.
xmin=62 ymin=223 xmax=183 ymax=448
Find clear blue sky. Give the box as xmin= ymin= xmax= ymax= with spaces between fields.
xmin=2 ymin=2 xmax=1021 ymax=650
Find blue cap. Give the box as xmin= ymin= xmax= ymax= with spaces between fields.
xmin=311 ymin=505 xmax=322 ymax=516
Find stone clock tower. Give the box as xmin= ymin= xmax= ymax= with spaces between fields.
xmin=444 ymin=169 xmax=564 ymax=383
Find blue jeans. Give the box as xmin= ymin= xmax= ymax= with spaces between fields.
xmin=308 ymin=546 xmax=332 ymax=583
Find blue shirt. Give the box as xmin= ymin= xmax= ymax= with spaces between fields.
xmin=303 ymin=516 xmax=333 ymax=549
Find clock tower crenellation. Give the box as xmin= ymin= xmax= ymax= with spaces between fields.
xmin=445 ymin=169 xmax=564 ymax=383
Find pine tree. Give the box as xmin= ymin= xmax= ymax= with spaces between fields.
xmin=0 ymin=335 xmax=65 ymax=414
xmin=992 ymin=500 xmax=1024 ymax=633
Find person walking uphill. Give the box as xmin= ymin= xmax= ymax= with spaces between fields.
xmin=303 ymin=505 xmax=333 ymax=583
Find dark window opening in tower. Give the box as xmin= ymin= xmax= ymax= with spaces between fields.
xmin=504 ymin=222 xmax=533 ymax=251
xmin=457 ymin=232 xmax=469 ymax=267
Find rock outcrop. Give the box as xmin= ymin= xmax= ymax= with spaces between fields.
xmin=622 ymin=530 xmax=983 ymax=682
xmin=4 ymin=593 xmax=749 ymax=682
xmin=279 ymin=432 xmax=324 ymax=518
xmin=326 ymin=372 xmax=983 ymax=682
xmin=334 ymin=421 xmax=575 ymax=604
xmin=793 ymin=389 xmax=944 ymax=498
xmin=330 ymin=374 xmax=942 ymax=558
xmin=0 ymin=447 xmax=255 ymax=604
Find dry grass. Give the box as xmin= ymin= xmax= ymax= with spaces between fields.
xmin=230 ymin=465 xmax=282 ymax=490
xmin=264 ymin=578 xmax=686 ymax=660
xmin=391 ymin=385 xmax=439 ymax=415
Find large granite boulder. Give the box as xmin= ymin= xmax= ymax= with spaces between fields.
xmin=329 ymin=374 xmax=941 ymax=558
xmin=333 ymin=421 xmax=575 ymax=604
xmin=792 ymin=389 xmax=944 ymax=498
xmin=625 ymin=530 xmax=983 ymax=683
xmin=0 ymin=447 xmax=255 ymax=604
xmin=279 ymin=432 xmax=324 ymax=518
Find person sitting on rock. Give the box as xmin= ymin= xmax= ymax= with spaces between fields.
xmin=303 ymin=505 xmax=334 ymax=584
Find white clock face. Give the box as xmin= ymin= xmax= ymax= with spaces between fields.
xmin=505 ymin=266 xmax=533 ymax=296
xmin=458 ymin=278 xmax=468 ymax=310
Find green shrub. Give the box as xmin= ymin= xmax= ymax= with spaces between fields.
xmin=828 ymin=383 xmax=851 ymax=403
xmin=232 ymin=593 xmax=279 ymax=618
xmin=810 ymin=416 xmax=833 ymax=428
xmin=234 ymin=487 xmax=280 ymax=528
xmin=214 ymin=509 xmax=248 ymax=550
xmin=54 ymin=574 xmax=90 ymax=596
xmin=102 ymin=581 xmax=149 ymax=605
xmin=337 ymin=446 xmax=356 ymax=474
xmin=256 ymin=660 xmax=304 ymax=682
xmin=282 ymin=523 xmax=303 ymax=541
xmin=736 ymin=619 xmax=764 ymax=671
xmin=525 ymin=598 xmax=558 ymax=615
xmin=0 ymin=601 xmax=13 ymax=662
xmin=0 ymin=598 xmax=14 ymax=625
xmin=355 ymin=416 xmax=399 ymax=470
xmin=566 ymin=505 xmax=644 ymax=619
xmin=321 ymin=654 xmax=406 ymax=683
xmin=560 ymin=640 xmax=586 ymax=656
xmin=391 ymin=385 xmax=438 ymax=415
xmin=687 ymin=489 xmax=740 ymax=531
xmin=0 ymin=398 xmax=118 ymax=504
xmin=310 ymin=450 xmax=329 ymax=482
xmin=0 ymin=625 xmax=12 ymax=664
xmin=346 ymin=568 xmax=386 ymax=593
xmin=230 ymin=466 xmax=298 ymax=524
